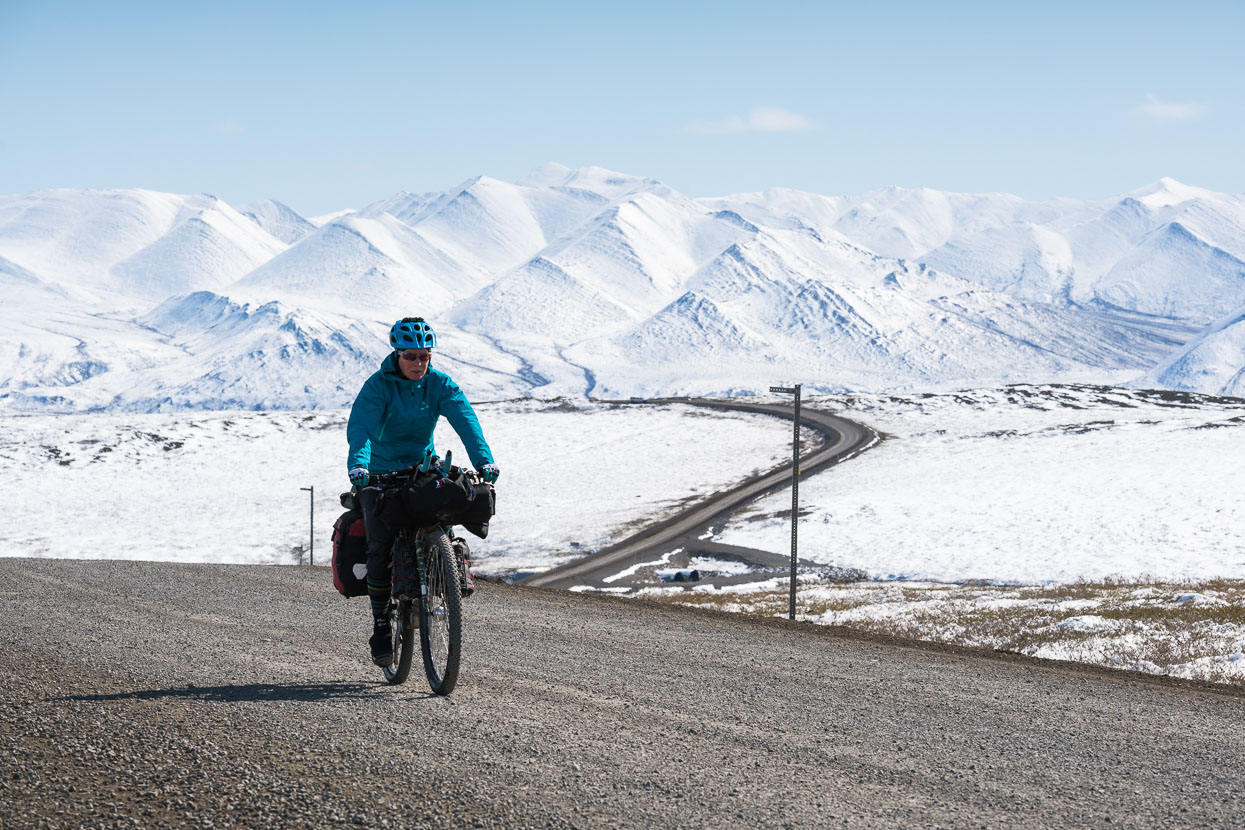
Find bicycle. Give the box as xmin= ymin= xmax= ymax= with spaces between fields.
xmin=366 ymin=456 xmax=486 ymax=694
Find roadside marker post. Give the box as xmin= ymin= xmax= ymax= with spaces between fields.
xmin=300 ymin=486 xmax=314 ymax=566
xmin=769 ymin=384 xmax=801 ymax=620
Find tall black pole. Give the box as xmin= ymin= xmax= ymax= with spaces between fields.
xmin=300 ymin=486 xmax=314 ymax=566
xmin=790 ymin=385 xmax=800 ymax=620
xmin=769 ymin=384 xmax=802 ymax=621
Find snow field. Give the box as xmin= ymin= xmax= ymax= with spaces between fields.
xmin=6 ymin=385 xmax=1244 ymax=685
xmin=0 ymin=401 xmax=809 ymax=574
xmin=602 ymin=385 xmax=1245 ymax=686
xmin=712 ymin=385 xmax=1245 ymax=584
xmin=637 ymin=576 xmax=1245 ymax=686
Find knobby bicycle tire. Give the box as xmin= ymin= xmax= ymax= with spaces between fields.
xmin=419 ymin=530 xmax=463 ymax=694
xmin=382 ymin=600 xmax=416 ymax=685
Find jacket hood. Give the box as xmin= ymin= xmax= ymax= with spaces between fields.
xmin=380 ymin=351 xmax=403 ymax=378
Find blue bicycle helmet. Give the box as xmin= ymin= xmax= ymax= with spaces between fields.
xmin=389 ymin=317 xmax=436 ymax=350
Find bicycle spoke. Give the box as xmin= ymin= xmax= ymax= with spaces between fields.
xmin=428 ymin=555 xmax=448 ymax=667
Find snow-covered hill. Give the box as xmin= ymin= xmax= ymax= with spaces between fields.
xmin=1 ymin=166 xmax=1242 ymax=411
xmin=1133 ymin=302 xmax=1245 ymax=397
xmin=241 ymin=199 xmax=316 ymax=246
xmin=0 ymin=189 xmax=289 ymax=305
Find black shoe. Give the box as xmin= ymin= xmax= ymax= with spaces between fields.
xmin=369 ymin=620 xmax=393 ymax=667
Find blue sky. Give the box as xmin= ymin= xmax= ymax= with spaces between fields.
xmin=2 ymin=0 xmax=1242 ymax=215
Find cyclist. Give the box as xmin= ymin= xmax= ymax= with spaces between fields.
xmin=347 ymin=317 xmax=500 ymax=666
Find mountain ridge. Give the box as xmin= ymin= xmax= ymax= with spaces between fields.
xmin=1 ymin=165 xmax=1242 ymax=411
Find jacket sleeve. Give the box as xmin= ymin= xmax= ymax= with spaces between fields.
xmin=346 ymin=376 xmax=386 ymax=472
xmin=439 ymin=378 xmax=494 ymax=470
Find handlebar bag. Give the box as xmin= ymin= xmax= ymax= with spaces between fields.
xmin=377 ymin=470 xmax=495 ymax=534
xmin=378 ymin=473 xmax=470 ymax=530
xmin=457 ymin=481 xmax=495 ymax=526
xmin=457 ymin=481 xmax=495 ymax=539
xmin=331 ymin=509 xmax=368 ymax=597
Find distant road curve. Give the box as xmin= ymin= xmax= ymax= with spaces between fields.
xmin=521 ymin=398 xmax=878 ymax=590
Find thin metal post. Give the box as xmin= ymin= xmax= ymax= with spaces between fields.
xmin=769 ymin=383 xmax=802 ymax=620
xmin=300 ymin=486 xmax=314 ymax=566
xmin=791 ymin=385 xmax=800 ymax=620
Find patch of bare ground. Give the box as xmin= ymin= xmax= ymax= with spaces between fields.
xmin=638 ymin=577 xmax=1245 ymax=687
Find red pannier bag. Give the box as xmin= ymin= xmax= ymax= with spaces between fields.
xmin=331 ymin=509 xmax=368 ymax=597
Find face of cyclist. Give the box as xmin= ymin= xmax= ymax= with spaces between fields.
xmin=397 ymin=349 xmax=431 ymax=381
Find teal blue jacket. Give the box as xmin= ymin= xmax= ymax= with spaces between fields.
xmin=346 ymin=355 xmax=494 ymax=474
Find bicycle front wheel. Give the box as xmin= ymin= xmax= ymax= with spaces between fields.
xmin=419 ymin=530 xmax=463 ymax=695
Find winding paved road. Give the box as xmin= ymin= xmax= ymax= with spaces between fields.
xmin=3 ymin=559 xmax=1243 ymax=829
xmin=523 ymin=399 xmax=877 ymax=590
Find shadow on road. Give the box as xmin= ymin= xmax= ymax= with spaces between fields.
xmin=63 ymin=680 xmax=437 ymax=703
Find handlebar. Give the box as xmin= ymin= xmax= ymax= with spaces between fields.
xmin=366 ymin=457 xmax=483 ymax=490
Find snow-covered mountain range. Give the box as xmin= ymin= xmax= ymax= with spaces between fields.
xmin=1 ymin=164 xmax=1243 ymax=411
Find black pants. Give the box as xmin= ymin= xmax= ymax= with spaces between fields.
xmin=357 ymin=487 xmax=395 ymax=616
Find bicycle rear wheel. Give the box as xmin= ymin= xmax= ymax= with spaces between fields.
xmin=382 ymin=600 xmax=415 ymax=685
xmin=383 ymin=537 xmax=419 ymax=685
xmin=419 ymin=530 xmax=463 ymax=694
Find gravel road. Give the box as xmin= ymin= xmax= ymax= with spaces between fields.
xmin=3 ymin=558 xmax=1244 ymax=829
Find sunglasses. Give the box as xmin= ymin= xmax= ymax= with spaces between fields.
xmin=398 ymin=350 xmax=432 ymax=363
